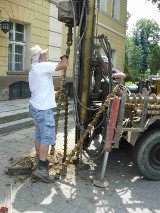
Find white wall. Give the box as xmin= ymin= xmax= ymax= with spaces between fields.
xmin=49 ymin=2 xmax=63 ymax=76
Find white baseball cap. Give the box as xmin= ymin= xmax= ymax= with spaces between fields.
xmin=30 ymin=45 xmax=48 ymax=64
xmin=101 ymin=55 xmax=108 ymax=63
xmin=30 ymin=45 xmax=48 ymax=57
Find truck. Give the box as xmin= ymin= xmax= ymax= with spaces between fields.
xmin=56 ymin=0 xmax=160 ymax=184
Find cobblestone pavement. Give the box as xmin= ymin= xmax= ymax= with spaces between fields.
xmin=0 ymin=117 xmax=160 ymax=213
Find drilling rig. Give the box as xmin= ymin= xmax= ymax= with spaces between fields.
xmin=56 ymin=0 xmax=160 ymax=184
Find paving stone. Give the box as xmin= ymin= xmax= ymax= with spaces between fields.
xmin=0 ymin=99 xmax=160 ymax=213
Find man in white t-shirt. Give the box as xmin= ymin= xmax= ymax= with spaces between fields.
xmin=29 ymin=45 xmax=68 ymax=183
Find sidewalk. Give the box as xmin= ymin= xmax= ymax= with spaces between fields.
xmin=0 ymin=98 xmax=29 ymax=117
xmin=0 ymin=99 xmax=160 ymax=213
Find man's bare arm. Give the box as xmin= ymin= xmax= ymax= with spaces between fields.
xmin=55 ymin=56 xmax=68 ymax=71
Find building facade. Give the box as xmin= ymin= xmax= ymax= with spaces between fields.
xmin=96 ymin=0 xmax=127 ymax=71
xmin=0 ymin=0 xmax=127 ymax=100
xmin=0 ymin=0 xmax=62 ymax=100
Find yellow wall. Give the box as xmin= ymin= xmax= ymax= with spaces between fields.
xmin=61 ymin=0 xmax=127 ymax=75
xmin=0 ymin=0 xmax=127 ymax=76
xmin=0 ymin=0 xmax=50 ymax=76
xmin=0 ymin=0 xmax=127 ymax=99
xmin=97 ymin=0 xmax=127 ymax=71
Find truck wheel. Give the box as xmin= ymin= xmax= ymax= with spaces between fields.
xmin=133 ymin=130 xmax=160 ymax=180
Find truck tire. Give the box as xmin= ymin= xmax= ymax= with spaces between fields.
xmin=133 ymin=130 xmax=160 ymax=180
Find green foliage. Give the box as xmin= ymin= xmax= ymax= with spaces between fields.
xmin=125 ymin=18 xmax=160 ymax=80
xmin=148 ymin=44 xmax=160 ymax=74
xmin=139 ymin=28 xmax=150 ymax=73
xmin=133 ymin=19 xmax=160 ymax=44
xmin=125 ymin=37 xmax=142 ymax=81
xmin=146 ymin=0 xmax=160 ymax=10
xmin=125 ymin=81 xmax=137 ymax=86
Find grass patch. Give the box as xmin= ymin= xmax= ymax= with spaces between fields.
xmin=125 ymin=81 xmax=138 ymax=86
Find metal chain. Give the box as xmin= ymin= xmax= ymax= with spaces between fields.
xmin=50 ymin=27 xmax=73 ymax=155
xmin=62 ymin=95 xmax=69 ymax=162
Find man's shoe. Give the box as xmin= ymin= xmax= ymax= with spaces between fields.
xmin=33 ymin=158 xmax=50 ymax=171
xmin=34 ymin=168 xmax=54 ymax=183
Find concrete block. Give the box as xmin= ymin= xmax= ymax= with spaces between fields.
xmin=17 ymin=5 xmax=25 ymax=22
xmin=50 ymin=3 xmax=58 ymax=18
xmin=50 ymin=17 xmax=62 ymax=33
xmin=24 ymin=8 xmax=30 ymax=22
xmin=11 ymin=3 xmax=19 ymax=20
xmin=4 ymin=1 xmax=14 ymax=18
xmin=49 ymin=31 xmax=62 ymax=47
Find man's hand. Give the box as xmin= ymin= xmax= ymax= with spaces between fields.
xmin=60 ymin=55 xmax=68 ymax=60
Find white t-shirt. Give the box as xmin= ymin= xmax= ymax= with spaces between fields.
xmin=29 ymin=62 xmax=58 ymax=110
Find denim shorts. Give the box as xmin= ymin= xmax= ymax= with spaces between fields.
xmin=29 ymin=104 xmax=55 ymax=145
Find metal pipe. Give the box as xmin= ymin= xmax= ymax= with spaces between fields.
xmin=100 ymin=151 xmax=109 ymax=180
xmin=79 ymin=0 xmax=95 ymax=122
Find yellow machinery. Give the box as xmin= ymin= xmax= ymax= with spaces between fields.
xmin=52 ymin=0 xmax=160 ymax=185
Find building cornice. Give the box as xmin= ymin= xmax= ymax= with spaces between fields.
xmin=98 ymin=21 xmax=126 ymax=38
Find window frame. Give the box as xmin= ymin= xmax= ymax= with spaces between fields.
xmin=99 ymin=0 xmax=107 ymax=13
xmin=112 ymin=0 xmax=120 ymax=21
xmin=8 ymin=22 xmax=25 ymax=72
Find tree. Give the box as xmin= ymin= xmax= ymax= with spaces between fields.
xmin=133 ymin=19 xmax=160 ymax=44
xmin=139 ymin=28 xmax=150 ymax=73
xmin=146 ymin=0 xmax=160 ymax=10
xmin=148 ymin=44 xmax=160 ymax=74
xmin=132 ymin=19 xmax=160 ymax=73
xmin=125 ymin=37 xmax=142 ymax=81
xmin=125 ymin=18 xmax=160 ymax=79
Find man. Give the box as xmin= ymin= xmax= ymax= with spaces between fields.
xmin=29 ymin=44 xmax=68 ymax=183
xmin=93 ymin=55 xmax=126 ymax=96
xmin=101 ymin=55 xmax=126 ymax=80
xmin=93 ymin=55 xmax=126 ymax=138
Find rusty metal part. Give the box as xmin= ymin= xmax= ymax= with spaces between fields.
xmin=50 ymin=26 xmax=73 ymax=155
xmin=62 ymin=95 xmax=69 ymax=162
xmin=136 ymin=109 xmax=160 ymax=115
xmin=126 ymin=103 xmax=160 ymax=110
xmin=66 ymin=25 xmax=73 ymax=47
xmin=126 ymin=93 xmax=160 ymax=105
xmin=105 ymin=96 xmax=120 ymax=151
xmin=125 ymin=93 xmax=160 ymax=116
xmin=55 ymin=85 xmax=120 ymax=178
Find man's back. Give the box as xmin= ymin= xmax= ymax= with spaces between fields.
xmin=29 ymin=62 xmax=57 ymax=110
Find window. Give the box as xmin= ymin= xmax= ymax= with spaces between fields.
xmin=99 ymin=0 xmax=107 ymax=12
xmin=112 ymin=0 xmax=120 ymax=20
xmin=8 ymin=22 xmax=25 ymax=71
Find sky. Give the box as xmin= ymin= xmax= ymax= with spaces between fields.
xmin=127 ymin=0 xmax=160 ymax=35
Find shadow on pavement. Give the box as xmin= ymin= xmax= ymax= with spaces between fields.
xmin=13 ymin=143 xmax=160 ymax=213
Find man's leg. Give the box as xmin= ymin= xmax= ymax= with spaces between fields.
xmin=39 ymin=144 xmax=49 ymax=161
xmin=34 ymin=109 xmax=55 ymax=183
xmin=37 ymin=144 xmax=49 ymax=172
xmin=34 ymin=140 xmax=40 ymax=155
xmin=34 ymin=144 xmax=51 ymax=183
xmin=33 ymin=140 xmax=40 ymax=170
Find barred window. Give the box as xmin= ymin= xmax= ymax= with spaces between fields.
xmin=8 ymin=22 xmax=25 ymax=71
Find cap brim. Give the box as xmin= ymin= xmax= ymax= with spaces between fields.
xmin=40 ymin=48 xmax=48 ymax=54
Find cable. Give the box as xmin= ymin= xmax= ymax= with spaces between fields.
xmin=70 ymin=0 xmax=90 ymax=128
xmin=95 ymin=0 xmax=100 ymax=46
xmin=119 ymin=84 xmax=131 ymax=96
xmin=82 ymin=143 xmax=105 ymax=160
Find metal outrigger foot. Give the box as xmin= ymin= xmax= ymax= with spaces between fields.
xmin=93 ymin=151 xmax=109 ymax=188
xmin=93 ymin=94 xmax=121 ymax=188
